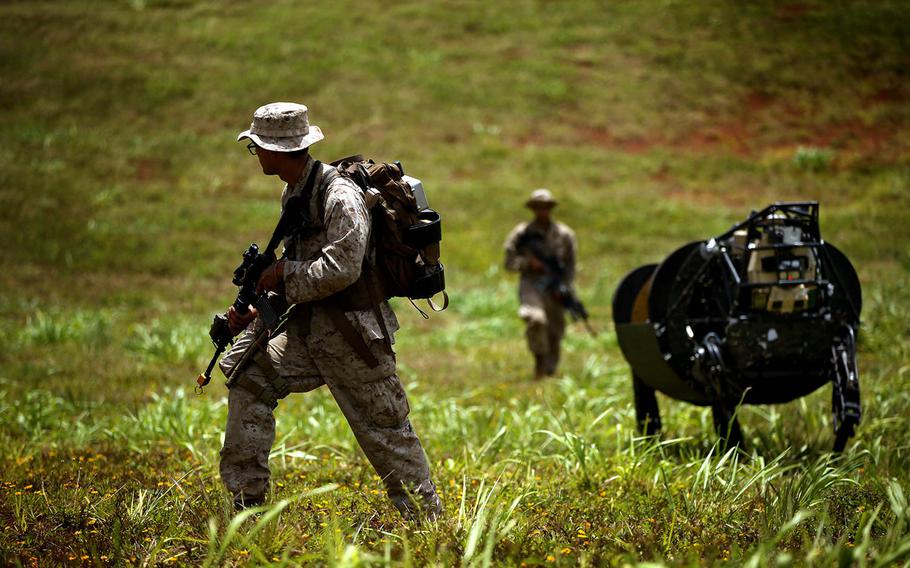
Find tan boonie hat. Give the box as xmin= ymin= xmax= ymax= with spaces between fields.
xmin=237 ymin=102 xmax=324 ymax=152
xmin=526 ymin=188 xmax=557 ymax=208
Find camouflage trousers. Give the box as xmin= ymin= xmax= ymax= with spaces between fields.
xmin=218 ymin=314 xmax=441 ymax=518
xmin=517 ymin=279 xmax=566 ymax=376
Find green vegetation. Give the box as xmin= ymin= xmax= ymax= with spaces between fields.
xmin=1 ymin=0 xmax=908 ymax=565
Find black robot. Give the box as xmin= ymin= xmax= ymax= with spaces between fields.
xmin=612 ymin=202 xmax=862 ymax=451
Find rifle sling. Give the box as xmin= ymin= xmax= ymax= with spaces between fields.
xmin=322 ymin=303 xmax=381 ymax=369
xmin=228 ymin=162 xmax=386 ymax=399
xmin=264 ymin=160 xmax=322 ymax=256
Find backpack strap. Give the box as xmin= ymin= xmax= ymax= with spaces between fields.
xmin=363 ymin=262 xmax=394 ymax=353
xmin=266 ymin=160 xmax=322 ymax=255
xmin=312 ymin=165 xmax=340 ymax=229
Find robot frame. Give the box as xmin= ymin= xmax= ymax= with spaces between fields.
xmin=612 ymin=202 xmax=862 ymax=451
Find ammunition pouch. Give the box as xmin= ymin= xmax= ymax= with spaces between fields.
xmin=229 ymin=374 xmax=290 ymax=410
xmin=226 ymin=343 xmax=290 ymax=409
xmin=405 ymin=210 xmax=442 ymax=250
xmin=411 ymin=263 xmax=446 ymax=300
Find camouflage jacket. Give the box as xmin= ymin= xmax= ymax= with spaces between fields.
xmin=222 ymin=156 xmax=399 ymax=380
xmin=503 ymin=220 xmax=577 ymax=284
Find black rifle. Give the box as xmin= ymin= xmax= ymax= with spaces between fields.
xmin=517 ymin=230 xmax=596 ymax=337
xmin=196 ymin=163 xmax=319 ymax=392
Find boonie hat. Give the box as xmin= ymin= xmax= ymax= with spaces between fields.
xmin=237 ymin=102 xmax=324 ymax=152
xmin=526 ymin=188 xmax=557 ymax=208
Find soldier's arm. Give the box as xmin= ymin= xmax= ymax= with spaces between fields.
xmin=282 ymin=181 xmax=369 ymax=303
xmin=504 ymin=224 xmax=530 ymax=272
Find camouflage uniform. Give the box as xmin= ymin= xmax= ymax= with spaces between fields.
xmin=504 ymin=219 xmax=577 ymax=375
xmin=219 ymin=156 xmax=441 ymax=518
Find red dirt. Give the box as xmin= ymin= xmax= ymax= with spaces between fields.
xmin=568 ymin=120 xmax=754 ymax=157
xmin=802 ymin=121 xmax=895 ymax=164
xmin=868 ymin=87 xmax=906 ymax=105
xmin=517 ymin=85 xmax=901 ymax=164
xmin=573 ymin=126 xmax=659 ymax=154
xmin=775 ymin=3 xmax=816 ymax=20
xmin=511 ymin=86 xmax=902 ymax=168
xmin=675 ymin=121 xmax=753 ymax=156
xmin=650 ymin=164 xmax=671 ymax=182
xmin=746 ymin=91 xmax=775 ymax=112
xmin=131 ymin=158 xmax=170 ymax=182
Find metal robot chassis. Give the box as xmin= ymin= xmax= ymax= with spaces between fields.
xmin=613 ymin=202 xmax=861 ymax=451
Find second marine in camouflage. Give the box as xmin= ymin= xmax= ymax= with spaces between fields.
xmin=504 ymin=189 xmax=578 ymax=379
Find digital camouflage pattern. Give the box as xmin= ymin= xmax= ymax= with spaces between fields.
xmin=504 ymin=220 xmax=577 ymax=375
xmin=219 ymin=156 xmax=441 ymax=517
xmin=236 ymin=102 xmax=325 ymax=153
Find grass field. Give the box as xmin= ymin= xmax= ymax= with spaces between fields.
xmin=1 ymin=0 xmax=909 ymax=566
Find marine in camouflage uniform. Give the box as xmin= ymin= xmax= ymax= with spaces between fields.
xmin=503 ymin=189 xmax=577 ymax=379
xmin=219 ymin=102 xmax=441 ymax=518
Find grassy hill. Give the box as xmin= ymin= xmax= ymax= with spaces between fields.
xmin=1 ymin=1 xmax=908 ymax=565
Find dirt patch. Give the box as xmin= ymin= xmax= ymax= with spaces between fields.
xmin=131 ymin=157 xmax=171 ymax=182
xmin=573 ymin=126 xmax=660 ymax=154
xmin=675 ymin=121 xmax=753 ymax=156
xmin=796 ymin=120 xmax=897 ymax=167
xmin=868 ymin=87 xmax=906 ymax=105
xmin=559 ymin=115 xmax=899 ymax=163
xmin=775 ymin=3 xmax=816 ymax=20
xmin=517 ymin=87 xmax=902 ymax=165
xmin=569 ymin=121 xmax=754 ymax=157
xmin=746 ymin=91 xmax=775 ymax=112
xmin=650 ymin=164 xmax=671 ymax=182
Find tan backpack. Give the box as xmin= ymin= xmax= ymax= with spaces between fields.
xmin=331 ymin=155 xmax=448 ymax=313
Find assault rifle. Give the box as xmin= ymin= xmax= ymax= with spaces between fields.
xmin=196 ymin=165 xmax=317 ymax=392
xmin=196 ymin=242 xmax=281 ymax=392
xmin=517 ymin=230 xmax=596 ymax=337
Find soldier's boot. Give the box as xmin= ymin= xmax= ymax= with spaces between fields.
xmin=526 ymin=320 xmax=551 ymax=380
xmin=534 ymin=354 xmax=547 ymax=380
xmin=388 ymin=479 xmax=443 ymax=522
xmin=545 ymin=341 xmax=561 ymax=376
xmin=546 ymin=313 xmax=566 ymax=376
xmin=220 ymin=367 xmax=276 ymax=508
xmin=327 ymin=375 xmax=443 ymax=520
xmin=233 ymin=493 xmax=266 ymax=511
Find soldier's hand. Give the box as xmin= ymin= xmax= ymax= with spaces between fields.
xmin=256 ymin=260 xmax=285 ymax=295
xmin=227 ymin=306 xmax=258 ymax=335
xmin=528 ymin=257 xmax=546 ymax=273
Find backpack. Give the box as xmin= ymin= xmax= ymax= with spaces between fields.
xmin=330 ymin=155 xmax=448 ymax=313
